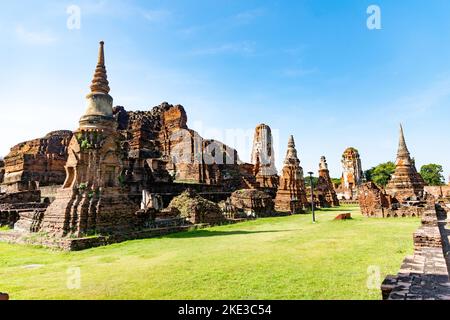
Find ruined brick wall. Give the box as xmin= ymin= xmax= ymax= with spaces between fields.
xmin=115 ymin=103 xmax=244 ymax=192
xmin=39 ymin=185 xmax=62 ymax=201
xmin=358 ymin=182 xmax=393 ymax=217
xmin=251 ymin=124 xmax=278 ymax=189
xmin=425 ymin=186 xmax=450 ymax=199
xmin=0 ymin=191 xmax=46 ymax=228
xmin=114 ymin=102 xmax=188 ymax=160
xmin=2 ymin=131 xmax=72 ymax=192
xmin=231 ymin=189 xmax=274 ymax=217
xmin=336 ymin=147 xmax=364 ymax=200
xmin=0 ymin=190 xmax=41 ymax=204
xmin=359 ymin=181 xmax=428 ymax=218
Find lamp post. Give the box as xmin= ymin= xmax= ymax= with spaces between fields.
xmin=308 ymin=172 xmax=316 ymax=223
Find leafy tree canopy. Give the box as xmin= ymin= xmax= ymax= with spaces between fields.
xmin=420 ymin=164 xmax=445 ymax=186
xmin=331 ymin=178 xmax=342 ymax=187
xmin=304 ymin=176 xmax=318 ymax=188
xmin=365 ymin=162 xmax=396 ymax=187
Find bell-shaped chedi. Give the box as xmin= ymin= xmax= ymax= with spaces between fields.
xmin=385 ymin=125 xmax=425 ymax=201
xmin=79 ymin=41 xmax=115 ymax=131
xmin=251 ymin=124 xmax=279 ymax=189
xmin=336 ymin=147 xmax=364 ymax=200
xmin=316 ymin=156 xmax=339 ymax=207
xmin=274 ymin=135 xmax=307 ymax=213
xmin=40 ymin=42 xmax=139 ymax=237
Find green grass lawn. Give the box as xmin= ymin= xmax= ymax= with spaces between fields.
xmin=0 ymin=206 xmax=420 ymax=300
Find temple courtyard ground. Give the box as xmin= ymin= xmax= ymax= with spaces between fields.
xmin=0 ymin=206 xmax=420 ymax=300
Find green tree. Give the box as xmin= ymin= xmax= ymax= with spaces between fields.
xmin=365 ymin=162 xmax=396 ymax=187
xmin=420 ymin=164 xmax=445 ymax=186
xmin=331 ymin=178 xmax=342 ymax=188
xmin=304 ymin=176 xmax=318 ymax=188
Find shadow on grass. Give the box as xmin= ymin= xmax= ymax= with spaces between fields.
xmin=318 ymin=206 xmax=360 ymax=212
xmin=165 ymin=229 xmax=300 ymax=239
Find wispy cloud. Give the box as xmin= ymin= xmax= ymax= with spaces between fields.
xmin=15 ymin=25 xmax=57 ymax=45
xmin=232 ymin=8 xmax=266 ymax=25
xmin=178 ymin=7 xmax=265 ymax=37
xmin=189 ymin=42 xmax=256 ymax=56
xmin=179 ymin=25 xmax=201 ymax=37
xmin=390 ymin=78 xmax=450 ymax=116
xmin=283 ymin=46 xmax=309 ymax=57
xmin=76 ymin=0 xmax=113 ymax=16
xmin=141 ymin=9 xmax=172 ymax=22
xmin=281 ymin=67 xmax=318 ymax=78
xmin=78 ymin=0 xmax=172 ymax=23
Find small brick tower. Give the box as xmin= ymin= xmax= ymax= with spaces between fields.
xmin=274 ymin=136 xmax=308 ymax=213
xmin=317 ymin=156 xmax=340 ymax=207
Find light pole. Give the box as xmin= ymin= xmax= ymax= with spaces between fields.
xmin=308 ymin=172 xmax=316 ymax=223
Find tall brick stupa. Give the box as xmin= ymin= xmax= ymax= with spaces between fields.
xmin=39 ymin=42 xmax=139 ymax=237
xmin=385 ymin=125 xmax=425 ymax=201
xmin=274 ymin=135 xmax=308 ymax=213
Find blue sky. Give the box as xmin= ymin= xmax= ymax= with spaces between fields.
xmin=0 ymin=0 xmax=449 ymax=180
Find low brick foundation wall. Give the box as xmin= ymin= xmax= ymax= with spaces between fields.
xmin=0 ymin=191 xmax=41 ymax=204
xmin=0 ymin=218 xmax=249 ymax=251
xmin=381 ymin=204 xmax=450 ymax=300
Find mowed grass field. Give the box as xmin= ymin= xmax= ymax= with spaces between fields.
xmin=0 ymin=206 xmax=420 ymax=300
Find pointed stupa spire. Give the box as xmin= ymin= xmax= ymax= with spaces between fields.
xmin=319 ymin=156 xmax=328 ymax=171
xmin=284 ymin=135 xmax=300 ymax=165
xmin=288 ymin=135 xmax=295 ymax=148
xmin=80 ymin=41 xmax=114 ymax=130
xmin=397 ymin=124 xmax=411 ymax=159
xmin=386 ymin=124 xmax=425 ymax=199
xmin=89 ymin=41 xmax=110 ymax=94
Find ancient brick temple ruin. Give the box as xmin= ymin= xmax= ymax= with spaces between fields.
xmin=274 ymin=136 xmax=308 ymax=213
xmin=2 ymin=131 xmax=72 ymax=193
xmin=251 ymin=124 xmax=279 ymax=190
xmin=335 ymin=147 xmax=364 ymax=201
xmin=316 ymin=156 xmax=339 ymax=208
xmin=38 ymin=42 xmax=140 ymax=237
xmin=385 ymin=125 xmax=425 ymax=201
xmin=359 ymin=125 xmax=427 ymax=218
xmin=0 ymin=42 xmax=314 ymax=249
xmin=113 ymin=102 xmax=244 ymax=197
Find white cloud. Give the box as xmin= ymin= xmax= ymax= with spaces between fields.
xmin=75 ymin=0 xmax=172 ymax=23
xmin=189 ymin=42 xmax=256 ymax=56
xmin=142 ymin=9 xmax=172 ymax=22
xmin=178 ymin=8 xmax=265 ymax=38
xmin=15 ymin=25 xmax=57 ymax=45
xmin=232 ymin=8 xmax=265 ymax=25
xmin=389 ymin=78 xmax=450 ymax=116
